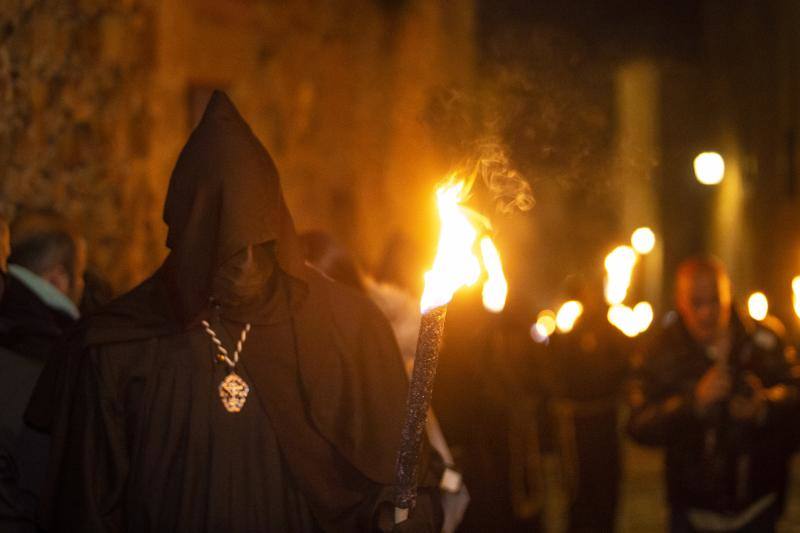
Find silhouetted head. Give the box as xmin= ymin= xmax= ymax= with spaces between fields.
xmin=9 ymin=211 xmax=86 ymax=304
xmin=161 ymin=91 xmax=306 ymax=323
xmin=675 ymin=255 xmax=732 ymax=345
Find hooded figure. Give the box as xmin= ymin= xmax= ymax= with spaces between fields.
xmin=26 ymin=92 xmax=441 ymax=532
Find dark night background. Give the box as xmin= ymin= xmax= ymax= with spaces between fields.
xmin=2 ymin=0 xmax=800 ymax=530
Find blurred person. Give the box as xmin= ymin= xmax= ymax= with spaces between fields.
xmin=301 ymin=229 xmax=470 ymax=533
xmin=544 ymin=275 xmax=630 ymax=533
xmin=0 ymin=351 xmax=43 ymax=532
xmin=433 ymin=292 xmax=545 ymax=532
xmin=25 ymin=92 xmax=441 ymax=532
xmin=301 ymin=230 xmax=367 ymax=292
xmin=0 ymin=213 xmax=84 ymax=530
xmin=376 ymin=232 xmax=421 ymax=293
xmin=627 ymin=256 xmax=799 ymax=533
xmin=0 ymin=212 xmax=86 ymax=361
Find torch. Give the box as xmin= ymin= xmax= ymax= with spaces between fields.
xmin=394 ymin=179 xmax=507 ymax=523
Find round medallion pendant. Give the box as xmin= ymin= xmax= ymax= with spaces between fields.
xmin=219 ymin=371 xmax=250 ymax=413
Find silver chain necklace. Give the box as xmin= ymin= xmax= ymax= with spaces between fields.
xmin=201 ymin=319 xmax=252 ymax=413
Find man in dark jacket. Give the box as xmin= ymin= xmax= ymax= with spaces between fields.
xmin=0 ymin=213 xmax=85 ymax=531
xmin=627 ymin=256 xmax=799 ymax=533
xmin=0 ymin=212 xmax=86 ymax=361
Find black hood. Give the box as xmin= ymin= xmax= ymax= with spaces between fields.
xmin=162 ymin=90 xmax=307 ymax=324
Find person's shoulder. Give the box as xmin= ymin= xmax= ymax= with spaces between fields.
xmin=82 ymin=275 xmax=176 ymax=348
xmin=306 ymin=266 xmax=386 ymax=321
xmin=305 ymin=267 xmax=400 ymax=352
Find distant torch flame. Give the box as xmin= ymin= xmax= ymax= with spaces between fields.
xmin=480 ymin=237 xmax=508 ymax=313
xmin=531 ymin=309 xmax=557 ymax=343
xmin=607 ymin=301 xmax=653 ymax=338
xmin=747 ymin=291 xmax=768 ymax=321
xmin=793 ymin=277 xmax=800 ymax=320
xmin=604 ymin=245 xmax=637 ymax=305
xmin=556 ymin=300 xmax=584 ymax=333
xmin=420 ymin=180 xmax=503 ymax=314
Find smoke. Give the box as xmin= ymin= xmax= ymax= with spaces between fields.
xmin=422 ymin=87 xmax=534 ymax=215
xmin=462 ymin=140 xmax=534 ymax=214
xmin=421 ymin=21 xmax=620 ymax=217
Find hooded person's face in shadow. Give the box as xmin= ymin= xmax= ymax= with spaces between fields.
xmin=212 ymin=243 xmax=276 ymax=313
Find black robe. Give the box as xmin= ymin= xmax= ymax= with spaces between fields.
xmin=0 ymin=275 xmax=76 ymax=362
xmin=432 ymin=294 xmax=543 ymax=532
xmin=0 ymin=346 xmax=45 ymax=533
xmin=544 ymin=308 xmax=629 ymax=533
xmin=27 ymin=91 xmax=438 ymax=532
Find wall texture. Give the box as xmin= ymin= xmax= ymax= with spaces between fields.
xmin=1 ymin=0 xmax=476 ymax=294
xmin=1 ymin=0 xmax=161 ymax=290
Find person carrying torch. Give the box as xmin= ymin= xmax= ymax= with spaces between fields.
xmin=627 ymin=256 xmax=800 ymax=533
xmin=24 ymin=91 xmax=443 ymax=533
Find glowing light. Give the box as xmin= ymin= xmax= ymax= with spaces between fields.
xmin=480 ymin=237 xmax=508 ymax=313
xmin=608 ymin=304 xmax=638 ymax=337
xmin=793 ymin=276 xmax=800 ymax=320
xmin=604 ymin=245 xmax=637 ymax=272
xmin=530 ymin=323 xmax=549 ymax=343
xmin=420 ymin=180 xmax=482 ymax=313
xmin=556 ymin=300 xmax=584 ymax=333
xmin=607 ymin=302 xmax=653 ymax=337
xmin=747 ymin=291 xmax=768 ymax=321
xmin=531 ymin=310 xmax=556 ymax=342
xmin=633 ymin=302 xmax=654 ymax=332
xmin=604 ymin=245 xmax=637 ymax=305
xmin=537 ymin=310 xmax=557 ymax=336
xmin=631 ymin=227 xmax=656 ymax=255
xmin=693 ymin=152 xmax=725 ymax=185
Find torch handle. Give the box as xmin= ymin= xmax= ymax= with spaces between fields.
xmin=394 ymin=305 xmax=448 ymax=518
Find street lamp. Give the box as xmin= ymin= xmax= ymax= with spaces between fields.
xmin=631 ymin=227 xmax=656 ymax=255
xmin=747 ymin=291 xmax=768 ymax=321
xmin=693 ymin=152 xmax=725 ymax=185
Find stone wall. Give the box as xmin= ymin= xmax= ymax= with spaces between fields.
xmin=149 ymin=0 xmax=476 ymax=293
xmin=0 ymin=0 xmax=160 ymax=290
xmin=1 ymin=0 xmax=477 ymax=294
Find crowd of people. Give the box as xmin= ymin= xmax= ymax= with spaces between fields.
xmin=1 ymin=91 xmax=799 ymax=532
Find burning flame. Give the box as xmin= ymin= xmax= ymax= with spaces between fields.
xmin=793 ymin=277 xmax=800 ymax=320
xmin=604 ymin=245 xmax=637 ymax=305
xmin=556 ymin=300 xmax=584 ymax=333
xmin=633 ymin=301 xmax=654 ymax=332
xmin=602 ymin=236 xmax=658 ymax=336
xmin=747 ymin=291 xmax=768 ymax=321
xmin=480 ymin=237 xmax=508 ymax=313
xmin=607 ymin=301 xmax=653 ymax=338
xmin=420 ymin=179 xmax=506 ymax=314
xmin=531 ymin=309 xmax=556 ymax=343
